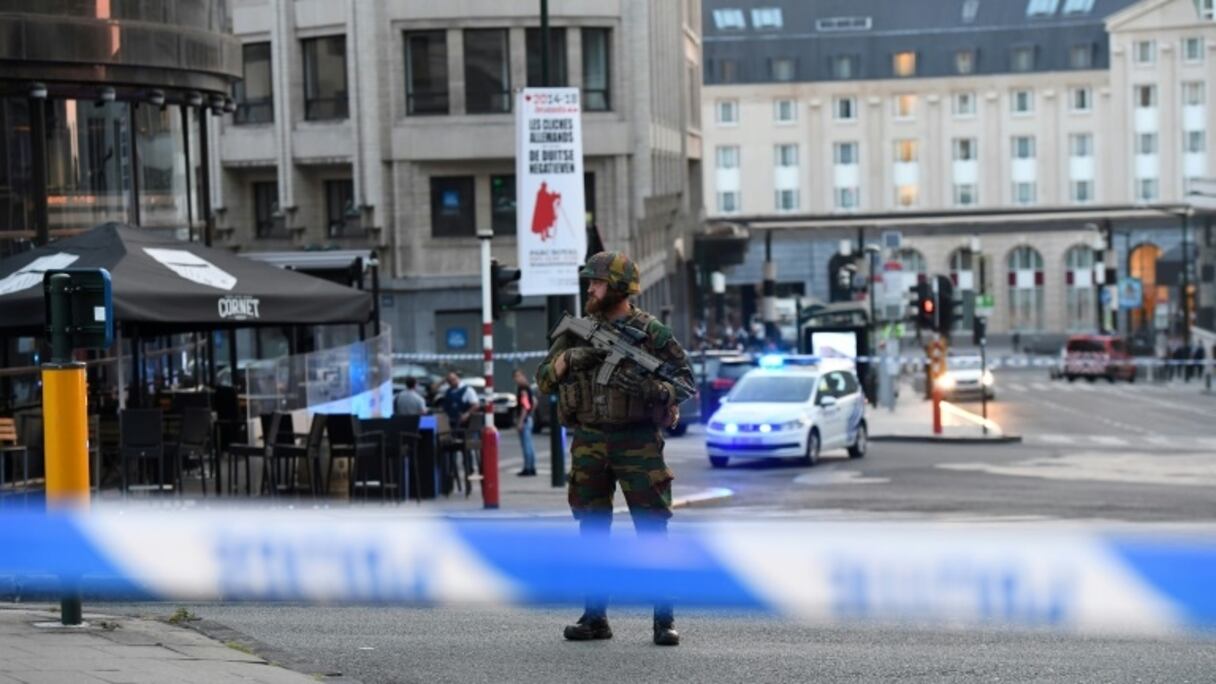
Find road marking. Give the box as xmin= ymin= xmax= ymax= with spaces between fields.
xmin=1088 ymin=435 xmax=1129 ymax=447
xmin=794 ymin=470 xmax=890 ymax=486
xmin=1144 ymin=436 xmax=1176 ymax=447
xmin=1030 ymin=382 xmax=1051 ymax=392
xmin=1006 ymin=382 xmax=1027 ymax=392
xmin=1194 ymin=437 xmax=1216 ymax=449
xmin=1036 ymin=434 xmax=1075 ymax=444
xmin=939 ymin=451 xmax=1216 ymax=487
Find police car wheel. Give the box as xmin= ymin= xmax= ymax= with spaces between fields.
xmin=847 ymin=423 xmax=867 ymax=459
xmin=709 ymin=456 xmax=729 ymax=468
xmin=803 ymin=429 xmax=820 ymax=466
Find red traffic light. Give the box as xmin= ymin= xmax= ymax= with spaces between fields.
xmin=923 ymin=300 xmax=934 ymax=313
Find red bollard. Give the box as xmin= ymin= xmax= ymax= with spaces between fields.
xmin=481 ymin=424 xmax=499 ymax=509
xmin=931 ymin=387 xmax=943 ymax=435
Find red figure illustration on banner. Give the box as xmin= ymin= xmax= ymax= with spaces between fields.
xmin=531 ymin=182 xmax=561 ymax=241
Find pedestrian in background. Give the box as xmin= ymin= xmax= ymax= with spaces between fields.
xmin=394 ymin=376 xmax=428 ymax=416
xmin=537 ymin=251 xmax=694 ymax=647
xmin=514 ymin=368 xmax=537 ymax=477
xmin=441 ymin=371 xmax=480 ymax=492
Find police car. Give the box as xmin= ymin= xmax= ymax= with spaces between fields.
xmin=705 ymin=356 xmax=867 ymax=468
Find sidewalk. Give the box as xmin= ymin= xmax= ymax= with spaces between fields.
xmin=0 ymin=605 xmax=320 ymax=683
xmin=867 ymin=383 xmax=1020 ymax=443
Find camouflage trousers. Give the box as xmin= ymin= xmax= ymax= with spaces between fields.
xmin=568 ymin=424 xmax=674 ymax=523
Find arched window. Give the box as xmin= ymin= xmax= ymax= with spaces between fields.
xmin=948 ymin=248 xmax=976 ymax=291
xmin=1007 ymin=246 xmax=1044 ymax=331
xmin=895 ymin=248 xmax=927 ymax=284
xmin=1064 ymin=245 xmax=1096 ymax=332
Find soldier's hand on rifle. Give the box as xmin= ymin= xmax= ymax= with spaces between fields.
xmin=565 ymin=347 xmax=608 ymax=372
xmin=615 ymin=368 xmax=670 ymax=404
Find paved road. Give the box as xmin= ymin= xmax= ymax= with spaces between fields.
xmin=99 ymin=373 xmax=1216 ymax=682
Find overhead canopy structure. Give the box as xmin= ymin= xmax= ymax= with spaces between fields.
xmin=0 ymin=223 xmax=372 ymax=335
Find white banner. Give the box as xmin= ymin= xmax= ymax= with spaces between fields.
xmin=516 ymin=88 xmax=587 ymax=296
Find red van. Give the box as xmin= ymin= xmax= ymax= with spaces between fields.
xmin=1063 ymin=335 xmax=1136 ymax=382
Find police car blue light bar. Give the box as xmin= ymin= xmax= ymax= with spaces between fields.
xmin=0 ymin=511 xmax=1213 ymax=637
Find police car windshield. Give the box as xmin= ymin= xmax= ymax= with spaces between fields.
xmin=728 ymin=375 xmax=816 ymax=403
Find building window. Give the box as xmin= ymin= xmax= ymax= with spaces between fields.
xmin=817 ymin=16 xmax=873 ymax=31
xmin=1183 ymin=82 xmax=1206 ymax=106
xmin=770 ymin=58 xmax=795 ymax=81
xmin=302 ymin=35 xmax=348 ymax=121
xmin=953 ymin=138 xmax=977 ymax=161
xmin=1007 ymin=245 xmax=1045 ymax=331
xmin=1027 ymin=0 xmax=1059 ymax=16
xmin=894 ymin=94 xmax=917 ymax=119
xmin=1070 ymin=44 xmax=1094 ymax=69
xmin=715 ymin=145 xmax=739 ymax=168
xmin=253 ymin=181 xmax=280 ymax=238
xmin=430 ymin=176 xmax=476 ymax=237
xmin=953 ymin=91 xmax=976 ymax=116
xmin=1136 ymin=132 xmax=1158 ymax=155
xmin=1070 ymin=133 xmax=1092 ymax=157
xmin=712 ymin=8 xmax=746 ymax=30
xmin=325 ymin=179 xmax=356 ymax=237
xmin=489 ymin=175 xmax=516 ymax=236
xmin=752 ymin=7 xmax=784 ymax=29
xmin=717 ymin=191 xmax=740 ymax=213
xmin=775 ymin=144 xmax=798 ymax=167
xmin=833 ymin=96 xmax=856 ymax=120
xmin=835 ymin=187 xmax=859 ymax=210
xmin=892 ymin=51 xmax=917 ymax=77
xmin=1201 ymin=0 xmax=1215 ymax=20
xmin=831 ymin=55 xmax=859 ymax=79
xmin=954 ymin=183 xmax=977 ymax=206
xmin=716 ymin=99 xmax=738 ymax=125
xmin=775 ymin=189 xmax=799 ymax=211
xmin=404 ymin=31 xmax=449 ymax=115
xmin=233 ymin=42 xmax=273 ymax=124
xmin=1013 ymin=182 xmax=1037 ymax=204
xmin=1135 ymin=84 xmax=1157 ymax=108
xmin=1137 ymin=177 xmax=1158 ymax=201
xmin=526 ymin=28 xmax=568 ymax=87
xmin=955 ymin=49 xmax=976 ymax=75
xmin=1012 ymin=135 xmax=1036 ymax=159
xmin=1064 ymin=245 xmax=1095 ymax=331
xmin=1011 ymin=89 xmax=1034 ymax=114
xmin=774 ymin=99 xmax=796 ymax=123
xmin=1134 ymin=40 xmax=1156 ymax=64
xmin=582 ymin=28 xmax=611 ymax=111
xmin=834 ymin=142 xmax=858 ymax=165
xmin=716 ymin=59 xmax=739 ymax=83
xmin=1011 ymin=46 xmax=1035 ymax=72
xmin=1183 ymin=37 xmax=1205 ymax=62
xmin=1063 ymin=0 xmax=1096 ymax=13
xmin=1070 ymin=86 xmax=1091 ymax=111
xmin=962 ymin=0 xmax=980 ymax=22
xmin=894 ymin=139 xmax=918 ymax=163
xmin=465 ymin=29 xmax=511 ymax=114
xmin=1071 ymin=180 xmax=1093 ymax=203
xmin=1186 ymin=131 xmax=1206 ymax=154
xmin=896 ymin=185 xmax=918 ymax=207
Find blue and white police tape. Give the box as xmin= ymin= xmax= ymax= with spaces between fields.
xmin=2 ymin=510 xmax=1213 ymax=636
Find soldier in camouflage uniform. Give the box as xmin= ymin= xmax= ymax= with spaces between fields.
xmin=536 ymin=251 xmax=694 ymax=647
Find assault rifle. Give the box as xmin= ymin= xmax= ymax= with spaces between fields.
xmin=550 ymin=313 xmax=696 ymax=403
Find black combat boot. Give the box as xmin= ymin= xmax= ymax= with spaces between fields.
xmin=563 ymin=611 xmax=612 ymax=641
xmin=653 ymin=603 xmax=679 ymax=646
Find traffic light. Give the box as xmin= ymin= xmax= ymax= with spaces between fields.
xmin=935 ymin=274 xmax=956 ymax=336
xmin=490 ymin=259 xmax=522 ymax=320
xmin=972 ymin=315 xmax=987 ymax=346
xmin=914 ymin=281 xmax=935 ymax=330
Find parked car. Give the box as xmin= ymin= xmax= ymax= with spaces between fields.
xmin=1063 ymin=335 xmax=1136 ymax=382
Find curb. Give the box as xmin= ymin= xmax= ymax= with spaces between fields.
xmin=871 ymin=434 xmax=1023 ymax=444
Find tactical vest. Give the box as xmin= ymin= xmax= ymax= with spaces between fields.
xmin=558 ymin=309 xmax=660 ymax=427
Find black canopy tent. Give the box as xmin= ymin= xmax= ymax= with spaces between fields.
xmin=0 ymin=223 xmax=372 ymax=334
xmin=0 ymin=223 xmax=374 ymax=406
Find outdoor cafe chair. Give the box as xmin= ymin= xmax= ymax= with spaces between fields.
xmin=166 ymin=407 xmax=212 ymax=497
xmin=119 ymin=408 xmax=169 ymax=497
xmin=0 ymin=417 xmax=29 ymax=502
xmin=266 ymin=413 xmax=325 ymax=498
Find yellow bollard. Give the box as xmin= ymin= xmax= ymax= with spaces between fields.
xmin=42 ymin=364 xmax=90 ymax=510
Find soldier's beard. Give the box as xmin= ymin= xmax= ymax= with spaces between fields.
xmin=585 ymin=290 xmax=625 ymax=315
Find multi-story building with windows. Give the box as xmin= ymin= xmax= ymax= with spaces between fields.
xmin=216 ymin=0 xmax=703 ymax=359
xmin=703 ymin=0 xmax=1216 ymax=342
